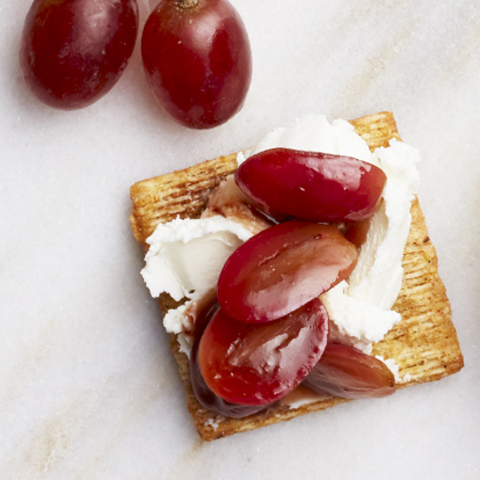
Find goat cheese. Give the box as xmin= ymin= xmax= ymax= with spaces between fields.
xmin=141 ymin=216 xmax=253 ymax=333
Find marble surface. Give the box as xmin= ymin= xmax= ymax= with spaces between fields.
xmin=1 ymin=1 xmax=479 ymax=479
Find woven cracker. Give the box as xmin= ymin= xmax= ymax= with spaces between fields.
xmin=130 ymin=111 xmax=463 ymax=441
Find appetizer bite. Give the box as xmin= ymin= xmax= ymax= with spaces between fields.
xmin=130 ymin=112 xmax=463 ymax=441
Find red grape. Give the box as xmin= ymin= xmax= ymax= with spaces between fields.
xmin=235 ymin=148 xmax=387 ymax=223
xmin=20 ymin=0 xmax=138 ymax=110
xmin=141 ymin=0 xmax=252 ymax=129
xmin=303 ymin=343 xmax=396 ymax=399
xmin=198 ymin=298 xmax=329 ymax=406
xmin=189 ymin=298 xmax=267 ymax=417
xmin=217 ymin=220 xmax=358 ymax=324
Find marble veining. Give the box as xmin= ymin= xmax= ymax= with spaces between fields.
xmin=1 ymin=1 xmax=479 ymax=479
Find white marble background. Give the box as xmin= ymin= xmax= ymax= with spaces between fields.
xmin=1 ymin=1 xmax=479 ymax=479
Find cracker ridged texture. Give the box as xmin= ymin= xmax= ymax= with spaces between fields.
xmin=130 ymin=111 xmax=463 ymax=441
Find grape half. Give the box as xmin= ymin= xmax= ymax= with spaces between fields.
xmin=141 ymin=0 xmax=252 ymax=129
xmin=198 ymin=299 xmax=330 ymax=406
xmin=236 ymin=148 xmax=387 ymax=223
xmin=20 ymin=0 xmax=139 ymax=109
xmin=303 ymin=343 xmax=396 ymax=399
xmin=189 ymin=298 xmax=268 ymax=418
xmin=217 ymin=220 xmax=358 ymax=324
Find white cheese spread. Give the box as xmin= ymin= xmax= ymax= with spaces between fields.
xmin=141 ymin=114 xmax=420 ymax=356
xmin=141 ymin=216 xmax=253 ymax=334
xmin=242 ymin=115 xmax=375 ymax=164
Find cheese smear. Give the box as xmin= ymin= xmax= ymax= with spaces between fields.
xmin=141 ymin=216 xmax=253 ymax=334
xmin=141 ymin=114 xmax=420 ymax=354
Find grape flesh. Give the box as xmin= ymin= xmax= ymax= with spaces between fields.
xmin=235 ymin=148 xmax=387 ymax=223
xmin=141 ymin=0 xmax=252 ymax=129
xmin=198 ymin=299 xmax=329 ymax=406
xmin=217 ymin=220 xmax=358 ymax=324
xmin=303 ymin=343 xmax=396 ymax=399
xmin=20 ymin=0 xmax=138 ymax=109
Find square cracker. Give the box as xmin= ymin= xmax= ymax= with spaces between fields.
xmin=130 ymin=111 xmax=464 ymax=441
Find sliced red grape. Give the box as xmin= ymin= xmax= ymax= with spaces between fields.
xmin=20 ymin=0 xmax=138 ymax=109
xmin=141 ymin=0 xmax=252 ymax=129
xmin=303 ymin=343 xmax=396 ymax=399
xmin=198 ymin=298 xmax=329 ymax=406
xmin=189 ymin=298 xmax=267 ymax=418
xmin=235 ymin=148 xmax=387 ymax=223
xmin=217 ymin=220 xmax=358 ymax=324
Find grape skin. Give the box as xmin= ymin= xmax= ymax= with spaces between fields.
xmin=141 ymin=0 xmax=252 ymax=129
xmin=189 ymin=299 xmax=268 ymax=417
xmin=20 ymin=0 xmax=139 ymax=109
xmin=217 ymin=220 xmax=358 ymax=324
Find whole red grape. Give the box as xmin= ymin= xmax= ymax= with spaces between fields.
xmin=141 ymin=0 xmax=252 ymax=129
xmin=20 ymin=0 xmax=139 ymax=109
